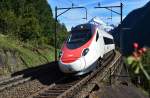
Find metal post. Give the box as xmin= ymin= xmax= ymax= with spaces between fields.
xmin=120 ymin=27 xmax=122 ymax=53
xmin=54 ymin=6 xmax=87 ymax=62
xmin=120 ymin=3 xmax=123 ymax=23
xmin=109 ymin=68 xmax=112 ymax=85
xmin=120 ymin=3 xmax=123 ymax=53
xmin=95 ymin=3 xmax=123 ymax=52
xmin=85 ymin=8 xmax=87 ymax=21
xmin=55 ymin=6 xmax=57 ymax=62
xmin=149 ymin=82 xmax=150 ymax=98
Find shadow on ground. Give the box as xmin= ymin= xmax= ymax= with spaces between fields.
xmin=11 ymin=61 xmax=64 ymax=85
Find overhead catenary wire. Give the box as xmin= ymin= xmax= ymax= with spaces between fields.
xmin=61 ymin=15 xmax=86 ymax=21
xmin=56 ymin=0 xmax=93 ymax=21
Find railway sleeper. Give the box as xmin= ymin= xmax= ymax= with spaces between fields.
xmin=33 ymin=95 xmax=56 ymax=98
xmin=39 ymin=92 xmax=60 ymax=97
xmin=50 ymin=87 xmax=68 ymax=91
xmin=52 ymin=85 xmax=72 ymax=89
xmin=46 ymin=89 xmax=66 ymax=93
xmin=40 ymin=92 xmax=60 ymax=96
xmin=0 ymin=75 xmax=23 ymax=85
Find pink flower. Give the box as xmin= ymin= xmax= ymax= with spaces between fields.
xmin=133 ymin=42 xmax=139 ymax=49
xmin=138 ymin=49 xmax=143 ymax=54
xmin=141 ymin=47 xmax=147 ymax=53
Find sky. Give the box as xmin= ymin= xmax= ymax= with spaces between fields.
xmin=47 ymin=0 xmax=150 ymax=31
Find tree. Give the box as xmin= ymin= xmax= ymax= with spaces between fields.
xmin=0 ymin=0 xmax=68 ymax=47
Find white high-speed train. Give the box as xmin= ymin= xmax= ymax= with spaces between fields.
xmin=58 ymin=17 xmax=115 ymax=75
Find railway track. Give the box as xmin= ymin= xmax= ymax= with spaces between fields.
xmin=31 ymin=77 xmax=82 ymax=98
xmin=0 ymin=62 xmax=51 ymax=92
xmin=0 ymin=61 xmax=65 ymax=98
xmin=0 ymin=61 xmax=58 ymax=93
xmin=0 ymin=74 xmax=31 ymax=92
xmin=29 ymin=51 xmax=121 ymax=98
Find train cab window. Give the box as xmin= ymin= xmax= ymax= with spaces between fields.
xmin=67 ymin=29 xmax=92 ymax=49
xmin=103 ymin=37 xmax=114 ymax=45
xmin=96 ymin=32 xmax=99 ymax=42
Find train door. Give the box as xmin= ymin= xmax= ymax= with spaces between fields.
xmin=97 ymin=29 xmax=105 ymax=58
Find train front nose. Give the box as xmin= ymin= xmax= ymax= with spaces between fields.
xmin=58 ymin=57 xmax=85 ymax=73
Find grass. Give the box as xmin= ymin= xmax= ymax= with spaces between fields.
xmin=0 ymin=34 xmax=55 ymax=75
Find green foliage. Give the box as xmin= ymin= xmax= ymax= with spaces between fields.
xmin=126 ymin=49 xmax=150 ymax=93
xmin=0 ymin=35 xmax=55 ymax=75
xmin=142 ymin=49 xmax=150 ymax=69
xmin=57 ymin=23 xmax=68 ymax=48
xmin=0 ymin=0 xmax=68 ymax=76
xmin=0 ymin=0 xmax=68 ymax=47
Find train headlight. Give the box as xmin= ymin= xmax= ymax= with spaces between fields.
xmin=82 ymin=48 xmax=89 ymax=56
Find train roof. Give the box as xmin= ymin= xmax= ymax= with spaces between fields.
xmin=71 ymin=21 xmax=113 ymax=39
xmin=71 ymin=23 xmax=96 ymax=31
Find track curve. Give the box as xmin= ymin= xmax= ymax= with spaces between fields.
xmin=29 ymin=51 xmax=121 ymax=98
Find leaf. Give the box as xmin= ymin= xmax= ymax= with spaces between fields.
xmin=139 ymin=62 xmax=150 ymax=80
xmin=134 ymin=66 xmax=140 ymax=74
xmin=127 ymin=56 xmax=134 ymax=65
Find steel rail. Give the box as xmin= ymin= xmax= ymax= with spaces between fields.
xmin=30 ymin=52 xmax=120 ymax=98
xmin=0 ymin=75 xmax=32 ymax=92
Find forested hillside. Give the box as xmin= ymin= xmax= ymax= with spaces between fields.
xmin=0 ymin=0 xmax=68 ymax=47
xmin=0 ymin=0 xmax=68 ymax=75
xmin=111 ymin=1 xmax=150 ymax=55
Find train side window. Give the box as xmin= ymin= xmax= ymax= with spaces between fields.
xmin=103 ymin=37 xmax=113 ymax=44
xmin=96 ymin=32 xmax=99 ymax=42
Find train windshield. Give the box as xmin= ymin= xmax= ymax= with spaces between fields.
xmin=67 ymin=29 xmax=92 ymax=49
